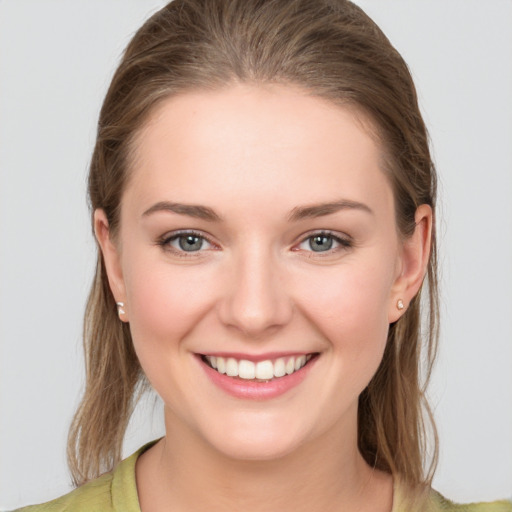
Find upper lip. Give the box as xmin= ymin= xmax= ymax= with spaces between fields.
xmin=197 ymin=351 xmax=318 ymax=362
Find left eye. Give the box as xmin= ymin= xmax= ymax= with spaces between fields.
xmin=298 ymin=233 xmax=348 ymax=253
xmin=167 ymin=233 xmax=212 ymax=252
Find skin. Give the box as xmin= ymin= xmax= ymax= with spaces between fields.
xmin=95 ymin=84 xmax=432 ymax=512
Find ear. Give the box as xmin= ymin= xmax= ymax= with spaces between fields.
xmin=94 ymin=209 xmax=129 ymax=322
xmin=388 ymin=204 xmax=432 ymax=323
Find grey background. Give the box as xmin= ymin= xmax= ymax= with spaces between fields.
xmin=1 ymin=1 xmax=511 ymax=509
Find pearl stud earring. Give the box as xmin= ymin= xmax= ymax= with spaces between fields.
xmin=396 ymin=299 xmax=404 ymax=310
xmin=116 ymin=302 xmax=126 ymax=317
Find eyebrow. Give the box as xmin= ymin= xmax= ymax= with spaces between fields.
xmin=142 ymin=198 xmax=373 ymax=223
xmin=142 ymin=201 xmax=222 ymax=221
xmin=288 ymin=199 xmax=373 ymax=222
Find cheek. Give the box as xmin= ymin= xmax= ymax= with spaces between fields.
xmin=294 ymin=259 xmax=393 ymax=359
xmin=123 ymin=257 xmax=218 ymax=347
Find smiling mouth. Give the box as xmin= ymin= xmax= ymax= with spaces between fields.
xmin=201 ymin=354 xmax=317 ymax=382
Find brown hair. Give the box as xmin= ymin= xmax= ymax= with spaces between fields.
xmin=68 ymin=0 xmax=439 ymax=492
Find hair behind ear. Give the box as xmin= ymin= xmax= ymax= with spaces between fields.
xmin=67 ymin=256 xmax=147 ymax=486
xmin=358 ymin=289 xmax=438 ymax=486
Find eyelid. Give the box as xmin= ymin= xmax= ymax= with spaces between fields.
xmin=157 ymin=229 xmax=218 ymax=255
xmin=156 ymin=229 xmax=352 ymax=256
xmin=293 ymin=230 xmax=353 ymax=253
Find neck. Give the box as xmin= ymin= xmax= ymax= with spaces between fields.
xmin=136 ymin=406 xmax=393 ymax=512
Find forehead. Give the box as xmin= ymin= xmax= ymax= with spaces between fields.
xmin=125 ymin=84 xmax=392 ymax=216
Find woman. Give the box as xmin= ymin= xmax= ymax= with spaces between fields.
xmin=14 ymin=0 xmax=511 ymax=510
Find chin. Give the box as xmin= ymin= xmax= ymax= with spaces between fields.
xmin=198 ymin=412 xmax=309 ymax=462
xmin=210 ymin=433 xmax=303 ymax=462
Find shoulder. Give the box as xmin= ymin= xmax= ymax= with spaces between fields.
xmin=14 ymin=440 xmax=159 ymax=512
xmin=393 ymin=479 xmax=512 ymax=512
xmin=428 ymin=490 xmax=512 ymax=512
xmin=14 ymin=471 xmax=114 ymax=512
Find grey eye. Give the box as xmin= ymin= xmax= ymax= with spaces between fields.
xmin=308 ymin=235 xmax=334 ymax=252
xmin=177 ymin=234 xmax=205 ymax=252
xmin=161 ymin=231 xmax=214 ymax=255
xmin=297 ymin=232 xmax=351 ymax=254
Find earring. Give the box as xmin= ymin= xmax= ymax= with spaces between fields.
xmin=396 ymin=299 xmax=404 ymax=310
xmin=116 ymin=302 xmax=126 ymax=317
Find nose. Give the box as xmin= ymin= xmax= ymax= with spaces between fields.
xmin=218 ymin=244 xmax=293 ymax=338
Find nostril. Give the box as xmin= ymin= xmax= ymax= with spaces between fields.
xmin=215 ymin=254 xmax=294 ymax=336
xmin=218 ymin=290 xmax=294 ymax=337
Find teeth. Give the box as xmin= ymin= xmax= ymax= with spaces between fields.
xmin=255 ymin=360 xmax=274 ymax=380
xmin=274 ymin=358 xmax=286 ymax=377
xmin=204 ymin=354 xmax=313 ymax=380
xmin=294 ymin=355 xmax=306 ymax=371
xmin=216 ymin=357 xmax=226 ymax=374
xmin=239 ymin=360 xmax=255 ymax=379
xmin=226 ymin=358 xmax=238 ymax=377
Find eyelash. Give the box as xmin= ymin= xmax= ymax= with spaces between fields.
xmin=157 ymin=230 xmax=216 ymax=258
xmin=157 ymin=230 xmax=352 ymax=257
xmin=295 ymin=231 xmax=353 ymax=256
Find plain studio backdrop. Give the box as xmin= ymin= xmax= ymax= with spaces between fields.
xmin=0 ymin=1 xmax=511 ymax=509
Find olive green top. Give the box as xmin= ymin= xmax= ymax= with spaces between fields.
xmin=16 ymin=442 xmax=512 ymax=512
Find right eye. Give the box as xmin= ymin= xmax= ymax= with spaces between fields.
xmin=159 ymin=231 xmax=214 ymax=255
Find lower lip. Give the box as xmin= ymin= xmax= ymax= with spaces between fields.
xmin=197 ymin=355 xmax=318 ymax=400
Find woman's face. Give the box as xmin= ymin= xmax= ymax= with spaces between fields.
xmin=98 ymin=84 xmax=426 ymax=460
